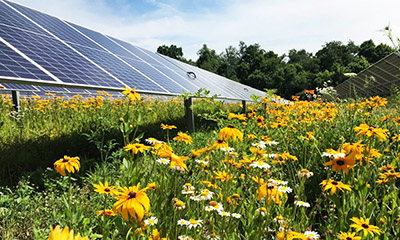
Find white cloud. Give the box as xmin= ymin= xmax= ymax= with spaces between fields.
xmin=9 ymin=0 xmax=400 ymax=60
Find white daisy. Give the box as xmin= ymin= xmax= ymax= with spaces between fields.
xmin=295 ymin=201 xmax=310 ymax=207
xmin=256 ymin=207 xmax=267 ymax=216
xmin=177 ymin=219 xmax=189 ymax=226
xmin=274 ymin=216 xmax=285 ymax=224
xmin=218 ymin=211 xmax=231 ymax=217
xmin=277 ymin=186 xmax=293 ymax=193
xmin=231 ymin=213 xmax=241 ymax=219
xmin=220 ymin=147 xmax=235 ymax=152
xmin=144 ymin=217 xmax=158 ymax=226
xmin=304 ymin=231 xmax=320 ymax=239
xmin=264 ymin=153 xmax=277 ymax=158
xmin=189 ymin=196 xmax=201 ymax=201
xmin=182 ymin=190 xmax=195 ymax=195
xmin=266 ymin=140 xmax=279 ymax=146
xmin=195 ymin=159 xmax=209 ymax=165
xmin=205 ymin=202 xmax=224 ymax=212
xmin=156 ymin=158 xmax=170 ymax=165
xmin=252 ymin=141 xmax=266 ymax=149
xmin=187 ymin=219 xmax=203 ymax=229
xmin=250 ymin=161 xmax=271 ymax=169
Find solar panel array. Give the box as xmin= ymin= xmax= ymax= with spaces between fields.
xmin=335 ymin=52 xmax=400 ymax=98
xmin=0 ymin=0 xmax=265 ymax=100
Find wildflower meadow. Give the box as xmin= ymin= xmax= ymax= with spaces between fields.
xmin=1 ymin=88 xmax=400 ymax=239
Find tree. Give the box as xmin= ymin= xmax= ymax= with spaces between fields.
xmin=217 ymin=46 xmax=240 ymax=81
xmin=157 ymin=45 xmax=184 ymax=60
xmin=196 ymin=44 xmax=220 ymax=73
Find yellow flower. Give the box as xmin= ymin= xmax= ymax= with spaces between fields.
xmin=161 ymin=123 xmax=177 ymax=130
xmin=354 ymin=123 xmax=389 ymax=141
xmin=173 ymin=132 xmax=192 ymax=144
xmin=93 ymin=181 xmax=117 ymax=195
xmin=218 ymin=125 xmax=243 ymax=142
xmin=113 ymin=183 xmax=150 ymax=222
xmin=320 ymin=179 xmax=352 ymax=195
xmin=54 ymin=156 xmax=80 ymax=176
xmin=97 ymin=209 xmax=117 ymax=216
xmin=350 ymin=217 xmax=381 ymax=237
xmin=48 ymin=225 xmax=88 ymax=240
xmin=214 ymin=171 xmax=233 ymax=182
xmin=124 ymin=143 xmax=151 ymax=155
xmin=209 ymin=139 xmax=228 ymax=150
xmin=157 ymin=149 xmax=189 ymax=172
xmin=323 ymin=149 xmax=356 ymax=174
xmin=337 ymin=232 xmax=361 ymax=240
xmin=122 ymin=87 xmax=141 ymax=102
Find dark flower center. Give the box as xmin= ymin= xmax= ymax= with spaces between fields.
xmin=361 ymin=223 xmax=369 ymax=229
xmin=336 ymin=160 xmax=345 ymax=166
xmin=128 ymin=191 xmax=136 ymax=199
xmin=104 ymin=188 xmax=110 ymax=192
xmin=331 ymin=181 xmax=338 ymax=185
xmin=228 ymin=125 xmax=234 ymax=128
xmin=62 ymin=157 xmax=69 ymax=163
xmin=217 ymin=139 xmax=224 ymax=144
xmin=257 ymin=118 xmax=262 ymax=122
xmin=135 ymin=145 xmax=141 ymax=148
xmin=346 ymin=237 xmax=352 ymax=240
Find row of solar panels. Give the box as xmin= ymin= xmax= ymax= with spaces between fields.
xmin=335 ymin=52 xmax=400 ymax=98
xmin=0 ymin=0 xmax=264 ymax=100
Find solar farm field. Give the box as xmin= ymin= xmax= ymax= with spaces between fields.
xmin=1 ymin=90 xmax=400 ymax=240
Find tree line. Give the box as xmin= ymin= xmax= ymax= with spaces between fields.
xmin=157 ymin=40 xmax=394 ymax=98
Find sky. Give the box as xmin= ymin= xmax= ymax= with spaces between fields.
xmin=9 ymin=0 xmax=400 ymax=61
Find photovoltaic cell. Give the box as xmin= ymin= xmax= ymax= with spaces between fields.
xmin=68 ymin=22 xmax=142 ymax=60
xmin=0 ymin=1 xmax=49 ymax=36
xmin=0 ymin=40 xmax=54 ymax=81
xmin=70 ymin=44 xmax=166 ymax=92
xmin=0 ymin=25 xmax=123 ymax=88
xmin=6 ymin=0 xmax=104 ymax=51
xmin=108 ymin=37 xmax=164 ymax=67
xmin=120 ymin=57 xmax=190 ymax=93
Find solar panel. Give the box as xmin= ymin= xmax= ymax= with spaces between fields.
xmin=0 ymin=25 xmax=122 ymax=87
xmin=0 ymin=0 xmax=265 ymax=100
xmin=0 ymin=1 xmax=49 ymax=36
xmin=335 ymin=52 xmax=400 ymax=97
xmin=6 ymin=0 xmax=104 ymax=51
xmin=0 ymin=39 xmax=54 ymax=81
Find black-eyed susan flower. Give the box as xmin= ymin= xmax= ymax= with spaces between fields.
xmin=350 ymin=217 xmax=381 ymax=237
xmin=122 ymin=87 xmax=141 ymax=102
xmin=48 ymin=225 xmax=88 ymax=240
xmin=124 ymin=143 xmax=151 ymax=155
xmin=93 ymin=181 xmax=116 ymax=195
xmin=173 ymin=132 xmax=192 ymax=144
xmin=209 ymin=139 xmax=228 ymax=150
xmin=354 ymin=123 xmax=389 ymax=141
xmin=323 ymin=150 xmax=356 ymax=174
xmin=337 ymin=232 xmax=361 ymax=240
xmin=54 ymin=156 xmax=80 ymax=176
xmin=161 ymin=123 xmax=177 ymax=130
xmin=320 ymin=180 xmax=352 ymax=195
xmin=214 ymin=171 xmax=233 ymax=182
xmin=113 ymin=183 xmax=150 ymax=222
xmin=218 ymin=125 xmax=243 ymax=142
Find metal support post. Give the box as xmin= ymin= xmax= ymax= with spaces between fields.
xmin=241 ymin=100 xmax=247 ymax=114
xmin=184 ymin=97 xmax=195 ymax=132
xmin=11 ymin=90 xmax=21 ymax=112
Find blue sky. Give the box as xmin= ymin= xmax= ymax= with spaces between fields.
xmin=10 ymin=0 xmax=400 ymax=60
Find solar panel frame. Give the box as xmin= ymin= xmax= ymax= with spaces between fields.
xmin=0 ymin=0 xmax=266 ymax=102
